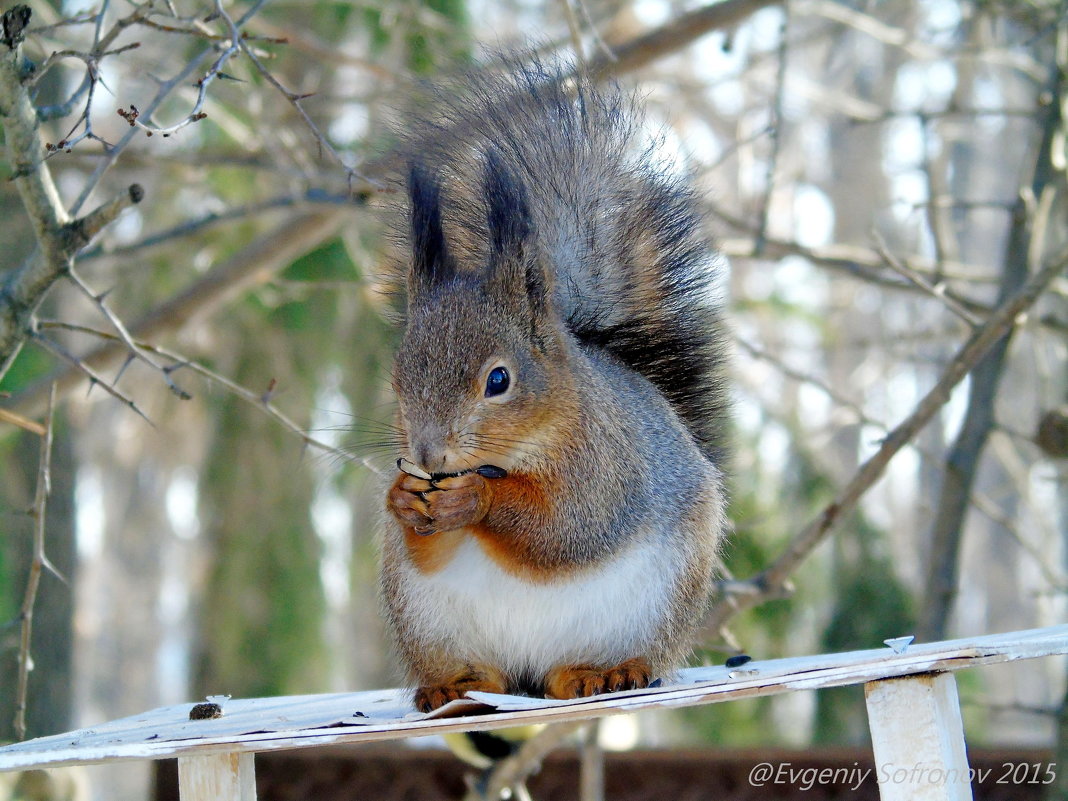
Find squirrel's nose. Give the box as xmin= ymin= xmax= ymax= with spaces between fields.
xmin=410 ymin=425 xmax=450 ymax=473
xmin=412 ymin=443 xmax=444 ymax=473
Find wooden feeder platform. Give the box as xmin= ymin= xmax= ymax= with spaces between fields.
xmin=0 ymin=625 xmax=1065 ymax=801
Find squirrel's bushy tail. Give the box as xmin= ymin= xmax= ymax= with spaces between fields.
xmin=393 ymin=55 xmax=729 ymax=462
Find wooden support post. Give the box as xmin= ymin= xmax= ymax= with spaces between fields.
xmin=865 ymin=673 xmax=972 ymax=801
xmin=177 ymin=752 xmax=257 ymax=801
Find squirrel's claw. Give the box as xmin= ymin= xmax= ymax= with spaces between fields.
xmin=544 ymin=658 xmax=653 ymax=700
xmin=387 ymin=472 xmax=436 ymax=532
xmin=388 ymin=469 xmax=492 ymax=535
xmin=414 ymin=668 xmax=508 ymax=712
xmin=421 ymin=472 xmax=492 ymax=531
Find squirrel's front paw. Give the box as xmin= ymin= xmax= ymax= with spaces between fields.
xmin=387 ymin=471 xmax=492 ymax=535
xmin=387 ymin=473 xmax=436 ymax=534
xmin=424 ymin=472 xmax=491 ymax=532
xmin=544 ymin=658 xmax=653 ymax=699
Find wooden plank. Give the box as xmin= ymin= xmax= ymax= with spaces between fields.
xmin=0 ymin=625 xmax=1064 ymax=771
xmin=177 ymin=752 xmax=256 ymax=801
xmin=865 ymin=674 xmax=971 ymax=801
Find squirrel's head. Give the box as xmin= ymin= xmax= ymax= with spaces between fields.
xmin=393 ymin=151 xmax=570 ymax=476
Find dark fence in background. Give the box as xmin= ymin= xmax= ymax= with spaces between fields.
xmin=155 ymin=746 xmax=1054 ymax=801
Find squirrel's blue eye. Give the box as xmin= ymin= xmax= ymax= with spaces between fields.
xmin=485 ymin=366 xmax=510 ymax=397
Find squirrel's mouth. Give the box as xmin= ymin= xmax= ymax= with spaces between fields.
xmin=397 ymin=457 xmax=507 ymax=482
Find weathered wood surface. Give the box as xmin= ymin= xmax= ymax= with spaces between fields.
xmin=865 ymin=673 xmax=972 ymax=801
xmin=0 ymin=625 xmax=1064 ymax=771
xmin=177 ymin=753 xmax=257 ymax=801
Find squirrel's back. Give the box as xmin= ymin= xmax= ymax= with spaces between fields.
xmin=393 ymin=57 xmax=728 ymax=462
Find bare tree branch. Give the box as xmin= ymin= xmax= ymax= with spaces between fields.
xmin=579 ymin=721 xmax=604 ymax=801
xmin=65 ymin=265 xmax=191 ymax=400
xmin=0 ymin=4 xmax=146 ymax=382
xmin=753 ymin=4 xmax=789 ymax=255
xmin=31 ymin=331 xmax=152 ymax=424
xmin=703 ymin=241 xmax=1068 ymax=635
xmin=14 ymin=383 xmax=56 ymax=741
xmin=482 ymin=722 xmax=585 ymax=801
xmin=359 ymin=0 xmax=783 ymax=182
xmin=6 ymin=210 xmax=345 ymax=418
xmin=589 ymin=0 xmax=782 ymax=78
xmin=918 ymin=33 xmax=1066 ymax=641
xmin=80 ymin=190 xmax=358 ymax=263
xmin=66 ymin=0 xmax=270 ymax=216
xmin=871 ymin=229 xmax=982 ymax=326
xmin=0 ymin=405 xmax=45 ymax=435
xmin=35 ymin=321 xmax=371 ymax=472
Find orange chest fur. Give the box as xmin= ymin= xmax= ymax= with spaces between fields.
xmin=403 ymin=524 xmax=556 ymax=581
xmin=403 ymin=473 xmax=559 ymax=580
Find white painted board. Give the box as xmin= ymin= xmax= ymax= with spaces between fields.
xmin=866 ymin=674 xmax=972 ymax=801
xmin=0 ymin=625 xmax=1063 ymax=771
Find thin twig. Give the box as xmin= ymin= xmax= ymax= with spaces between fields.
xmin=155 ymin=346 xmax=376 ymax=472
xmin=0 ymin=406 xmax=46 ymax=435
xmin=34 ymin=321 xmax=373 ymax=473
xmin=79 ymin=190 xmax=359 ymax=262
xmin=30 ymin=331 xmax=152 ymax=424
xmin=116 ymin=0 xmax=244 ymax=138
xmin=69 ymin=0 xmax=269 ymax=215
xmin=66 ymin=266 xmax=191 ymax=400
xmin=8 ymin=210 xmax=345 ymax=418
xmin=587 ymin=0 xmax=782 ymax=78
xmin=24 ymin=11 xmax=98 ymax=36
xmin=236 ymin=38 xmax=371 ymax=188
xmin=735 ymin=337 xmax=873 ymax=425
xmin=710 ymin=202 xmax=1003 ymax=305
xmin=574 ymin=0 xmax=615 ymax=63
xmin=871 ymin=229 xmax=983 ymax=326
xmin=753 ymin=2 xmax=789 ymax=254
xmin=13 ymin=383 xmax=56 ymax=741
xmin=560 ymin=0 xmax=587 ymax=68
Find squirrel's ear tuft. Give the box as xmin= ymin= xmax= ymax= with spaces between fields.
xmin=482 ymin=149 xmax=548 ymax=314
xmin=483 ymin=148 xmax=531 ymax=256
xmin=407 ymin=161 xmax=455 ymax=292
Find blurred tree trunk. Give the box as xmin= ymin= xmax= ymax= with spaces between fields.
xmin=1045 ymin=474 xmax=1068 ymax=801
xmin=812 ymin=7 xmax=909 ymax=743
xmin=193 ymin=317 xmax=327 ymax=698
xmin=918 ymin=50 xmax=1064 ymax=641
xmin=338 ymin=290 xmax=397 ymax=691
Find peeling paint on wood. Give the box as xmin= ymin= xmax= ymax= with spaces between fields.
xmin=865 ymin=674 xmax=972 ymax=801
xmin=0 ymin=625 xmax=1063 ymax=772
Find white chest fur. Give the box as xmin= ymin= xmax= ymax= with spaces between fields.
xmin=398 ymin=534 xmax=678 ymax=679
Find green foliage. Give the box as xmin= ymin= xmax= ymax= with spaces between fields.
xmin=361 ymin=0 xmax=470 ymax=73
xmin=0 ymin=344 xmax=49 ymax=405
xmin=193 ymin=317 xmax=329 ymax=698
xmin=673 ymin=696 xmax=782 ymax=747
xmin=406 ymin=0 xmax=470 ymax=73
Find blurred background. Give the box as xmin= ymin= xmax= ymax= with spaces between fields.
xmin=0 ymin=0 xmax=1065 ymax=798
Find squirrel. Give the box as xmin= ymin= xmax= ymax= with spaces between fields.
xmin=379 ymin=57 xmax=729 ymax=713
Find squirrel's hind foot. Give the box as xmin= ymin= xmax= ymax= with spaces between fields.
xmin=544 ymin=658 xmax=653 ymax=700
xmin=414 ymin=667 xmax=508 ymax=713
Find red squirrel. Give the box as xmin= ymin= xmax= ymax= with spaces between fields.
xmin=380 ymin=58 xmax=729 ymax=713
